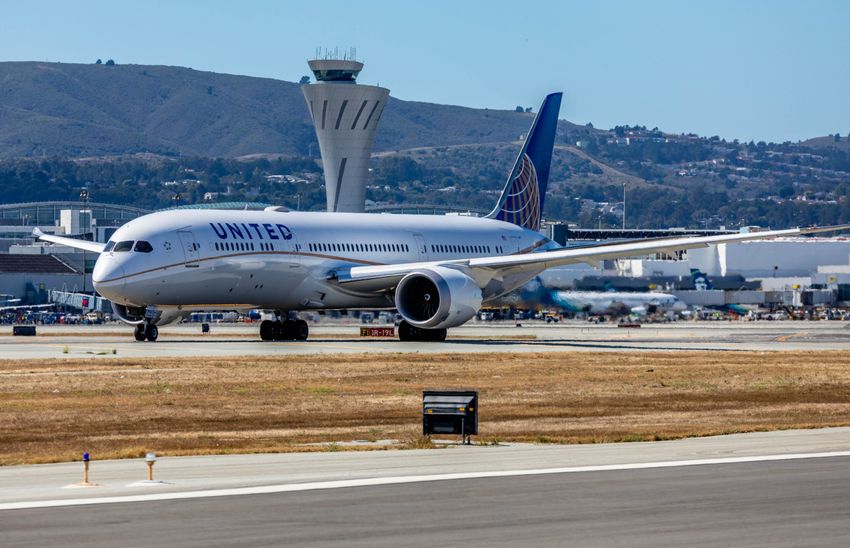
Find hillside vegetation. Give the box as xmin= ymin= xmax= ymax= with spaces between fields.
xmin=0 ymin=61 xmax=534 ymax=158
xmin=2 ymin=61 xmax=850 ymax=229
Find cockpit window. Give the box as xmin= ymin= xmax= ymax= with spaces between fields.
xmin=134 ymin=241 xmax=153 ymax=253
xmin=113 ymin=240 xmax=134 ymax=252
xmin=103 ymin=241 xmax=115 ymax=253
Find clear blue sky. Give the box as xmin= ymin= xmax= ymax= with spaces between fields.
xmin=2 ymin=0 xmax=848 ymax=142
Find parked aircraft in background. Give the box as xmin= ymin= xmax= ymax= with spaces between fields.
xmin=35 ymin=93 xmax=850 ymax=342
xmin=545 ymin=289 xmax=683 ymax=315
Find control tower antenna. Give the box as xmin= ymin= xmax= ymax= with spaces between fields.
xmin=301 ymin=51 xmax=389 ymax=213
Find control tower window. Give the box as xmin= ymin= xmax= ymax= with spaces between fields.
xmin=113 ymin=240 xmax=134 ymax=252
xmin=313 ymin=69 xmax=357 ymax=82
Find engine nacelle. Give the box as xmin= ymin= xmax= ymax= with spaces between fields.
xmin=395 ymin=267 xmax=482 ymax=329
xmin=111 ymin=302 xmax=185 ymax=326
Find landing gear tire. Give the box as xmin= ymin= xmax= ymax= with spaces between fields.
xmin=261 ymin=317 xmax=309 ymax=341
xmin=271 ymin=320 xmax=283 ymax=340
xmin=134 ymin=324 xmax=146 ymax=341
xmin=398 ymin=320 xmax=414 ymax=341
xmin=260 ymin=320 xmax=274 ymax=341
xmin=398 ymin=320 xmax=447 ymax=342
xmin=429 ymin=328 xmax=448 ymax=342
xmin=144 ymin=323 xmax=158 ymax=342
xmin=293 ymin=319 xmax=309 ymax=341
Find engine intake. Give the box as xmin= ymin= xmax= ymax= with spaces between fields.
xmin=395 ymin=267 xmax=482 ymax=330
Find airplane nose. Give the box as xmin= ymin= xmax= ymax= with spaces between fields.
xmin=92 ymin=256 xmax=126 ymax=297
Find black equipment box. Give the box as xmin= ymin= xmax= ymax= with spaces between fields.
xmin=423 ymin=390 xmax=478 ymax=443
xmin=13 ymin=325 xmax=36 ymax=336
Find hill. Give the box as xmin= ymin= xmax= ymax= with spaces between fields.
xmin=0 ymin=61 xmax=541 ymax=159
xmin=800 ymin=135 xmax=850 ymax=151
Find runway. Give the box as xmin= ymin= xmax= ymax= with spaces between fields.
xmin=5 ymin=459 xmax=850 ymax=547
xmin=2 ymin=320 xmax=850 ymax=359
xmin=2 ymin=427 xmax=850 ymax=546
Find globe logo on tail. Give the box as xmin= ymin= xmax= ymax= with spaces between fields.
xmin=495 ymin=153 xmax=541 ymax=231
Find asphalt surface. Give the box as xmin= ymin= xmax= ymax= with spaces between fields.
xmin=3 ymin=456 xmax=850 ymax=547
xmin=2 ymin=321 xmax=850 ymax=358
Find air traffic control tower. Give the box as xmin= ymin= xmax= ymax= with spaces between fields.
xmin=302 ymin=57 xmax=389 ymax=212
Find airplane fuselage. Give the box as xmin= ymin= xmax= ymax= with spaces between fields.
xmin=93 ymin=209 xmax=553 ymax=312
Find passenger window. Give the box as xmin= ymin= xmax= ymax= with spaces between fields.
xmin=134 ymin=241 xmax=153 ymax=253
xmin=104 ymin=241 xmax=115 ymax=253
xmin=113 ymin=240 xmax=134 ymax=252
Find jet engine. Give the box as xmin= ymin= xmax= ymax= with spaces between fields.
xmin=395 ymin=267 xmax=482 ymax=330
xmin=111 ymin=302 xmax=185 ymax=326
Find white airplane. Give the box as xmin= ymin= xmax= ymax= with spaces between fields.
xmin=33 ymin=93 xmax=850 ymax=342
xmin=547 ymin=290 xmax=684 ymax=315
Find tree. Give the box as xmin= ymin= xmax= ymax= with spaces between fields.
xmin=515 ymin=106 xmax=524 ymax=112
xmin=95 ymin=59 xmax=102 ymax=65
xmin=298 ymin=75 xmax=310 ymax=84
xmin=835 ymin=133 xmax=842 ymax=142
xmin=105 ymin=59 xmax=115 ymax=66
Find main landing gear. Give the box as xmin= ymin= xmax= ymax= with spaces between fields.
xmin=260 ymin=318 xmax=309 ymax=341
xmin=397 ymin=320 xmax=447 ymax=342
xmin=134 ymin=322 xmax=159 ymax=342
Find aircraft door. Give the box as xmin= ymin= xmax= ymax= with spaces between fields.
xmin=177 ymin=230 xmax=201 ymax=267
xmin=413 ymin=233 xmax=428 ymax=261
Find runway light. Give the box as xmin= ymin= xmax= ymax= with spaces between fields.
xmin=82 ymin=452 xmax=91 ymax=484
xmin=145 ymin=452 xmax=157 ymax=481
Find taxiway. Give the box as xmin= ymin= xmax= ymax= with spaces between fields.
xmin=2 ymin=320 xmax=850 ymax=359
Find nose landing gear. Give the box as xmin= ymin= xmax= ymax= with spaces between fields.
xmin=260 ymin=317 xmax=309 ymax=341
xmin=134 ymin=322 xmax=158 ymax=342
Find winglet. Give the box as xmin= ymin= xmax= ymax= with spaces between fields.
xmin=32 ymin=227 xmax=106 ymax=253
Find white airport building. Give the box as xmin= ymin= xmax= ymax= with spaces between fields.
xmin=617 ymin=237 xmax=850 ymax=279
xmin=301 ymin=57 xmax=389 ymax=213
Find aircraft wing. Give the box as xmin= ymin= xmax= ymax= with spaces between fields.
xmin=334 ymin=224 xmax=850 ymax=290
xmin=33 ymin=228 xmax=106 ymax=253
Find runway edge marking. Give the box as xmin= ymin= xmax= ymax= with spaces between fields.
xmin=3 ymin=450 xmax=850 ymax=511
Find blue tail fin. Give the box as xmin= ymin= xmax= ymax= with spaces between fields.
xmin=488 ymin=92 xmax=562 ymax=231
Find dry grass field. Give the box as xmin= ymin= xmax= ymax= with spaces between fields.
xmin=2 ymin=351 xmax=850 ymax=465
